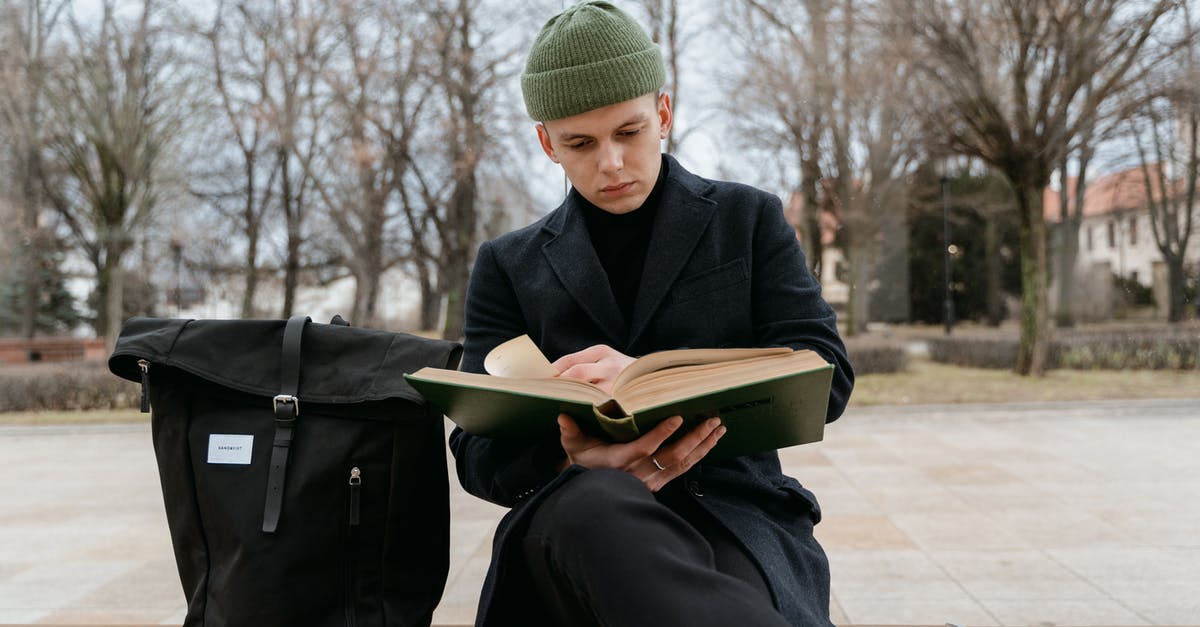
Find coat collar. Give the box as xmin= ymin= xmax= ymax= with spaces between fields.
xmin=540 ymin=155 xmax=717 ymax=350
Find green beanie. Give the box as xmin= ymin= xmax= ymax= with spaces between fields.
xmin=522 ymin=1 xmax=666 ymax=121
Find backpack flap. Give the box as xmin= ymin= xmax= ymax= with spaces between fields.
xmin=109 ymin=317 xmax=462 ymax=404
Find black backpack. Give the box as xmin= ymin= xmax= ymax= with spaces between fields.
xmin=109 ymin=316 xmax=462 ymax=627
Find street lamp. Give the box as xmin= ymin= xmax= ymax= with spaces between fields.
xmin=940 ymin=172 xmax=955 ymax=335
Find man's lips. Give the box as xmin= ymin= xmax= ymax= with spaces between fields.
xmin=600 ymin=182 xmax=634 ymax=194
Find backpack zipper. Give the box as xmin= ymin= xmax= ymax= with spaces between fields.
xmin=348 ymin=466 xmax=361 ymax=526
xmin=345 ymin=466 xmax=362 ymax=627
xmin=137 ymin=359 xmax=150 ymax=413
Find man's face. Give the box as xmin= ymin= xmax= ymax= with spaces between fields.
xmin=536 ymin=93 xmax=672 ymax=215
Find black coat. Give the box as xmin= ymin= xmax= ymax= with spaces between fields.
xmin=449 ymin=155 xmax=854 ymax=626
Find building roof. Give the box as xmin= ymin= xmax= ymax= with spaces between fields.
xmin=1044 ymin=163 xmax=1172 ymax=223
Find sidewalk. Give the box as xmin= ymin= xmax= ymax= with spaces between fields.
xmin=1 ymin=398 xmax=1197 ymax=625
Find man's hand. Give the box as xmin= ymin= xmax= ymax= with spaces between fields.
xmin=552 ymin=344 xmax=636 ymax=394
xmin=557 ymin=413 xmax=726 ymax=492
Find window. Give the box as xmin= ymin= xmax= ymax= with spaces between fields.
xmin=1129 ymin=216 xmax=1137 ymax=246
xmin=1107 ymin=221 xmax=1116 ymax=248
xmin=1086 ymin=226 xmax=1093 ymax=251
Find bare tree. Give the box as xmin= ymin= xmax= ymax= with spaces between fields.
xmin=0 ymin=0 xmax=68 ymax=337
xmin=896 ymin=0 xmax=1179 ymax=375
xmin=41 ymin=0 xmax=185 ymax=348
xmin=399 ymin=0 xmax=515 ymax=340
xmin=228 ymin=0 xmax=334 ymax=319
xmin=1130 ymin=3 xmax=1198 ymax=322
xmin=304 ymin=0 xmax=432 ymax=328
xmin=636 ymin=0 xmax=693 ymax=153
xmin=725 ymin=0 xmax=830 ymax=276
xmin=729 ymin=0 xmax=918 ymax=335
xmin=190 ymin=0 xmax=284 ymax=319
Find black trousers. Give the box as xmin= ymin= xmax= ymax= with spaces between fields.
xmin=520 ymin=468 xmax=793 ymax=627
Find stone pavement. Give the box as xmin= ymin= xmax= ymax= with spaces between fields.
xmin=1 ymin=398 xmax=1198 ymax=626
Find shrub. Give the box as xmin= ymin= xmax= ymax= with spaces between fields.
xmin=926 ymin=335 xmax=1018 ymax=369
xmin=926 ymin=326 xmax=1200 ymax=370
xmin=0 ymin=362 xmax=139 ymax=412
xmin=1053 ymin=329 xmax=1199 ymax=370
xmin=844 ymin=337 xmax=909 ymax=374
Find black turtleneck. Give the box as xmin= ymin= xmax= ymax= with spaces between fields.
xmin=578 ymin=156 xmax=669 ymax=327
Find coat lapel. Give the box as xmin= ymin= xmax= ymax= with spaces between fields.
xmin=628 ymin=158 xmax=717 ymax=348
xmin=541 ymin=193 xmax=628 ymax=346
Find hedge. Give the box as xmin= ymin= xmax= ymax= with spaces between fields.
xmin=927 ymin=327 xmax=1200 ymax=370
xmin=844 ymin=336 xmax=909 ymax=375
xmin=0 ymin=362 xmax=140 ymax=412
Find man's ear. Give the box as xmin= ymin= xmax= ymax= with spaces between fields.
xmin=657 ymin=92 xmax=673 ymax=139
xmin=536 ymin=123 xmax=560 ymax=163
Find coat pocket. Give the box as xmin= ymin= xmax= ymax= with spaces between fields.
xmin=669 ymin=257 xmax=749 ymax=305
xmin=771 ymin=476 xmax=823 ymax=524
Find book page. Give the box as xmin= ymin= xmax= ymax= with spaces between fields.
xmin=484 ymin=335 xmax=558 ymax=379
xmin=612 ymin=346 xmax=793 ymax=392
xmin=410 ymin=367 xmax=609 ymax=405
xmin=614 ymin=350 xmax=829 ymax=411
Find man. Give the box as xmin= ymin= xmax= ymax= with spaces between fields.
xmin=448 ymin=2 xmax=853 ymax=625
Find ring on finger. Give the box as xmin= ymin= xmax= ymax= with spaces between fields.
xmin=651 ymin=456 xmax=666 ymax=472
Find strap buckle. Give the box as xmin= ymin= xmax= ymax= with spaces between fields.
xmin=273 ymin=394 xmax=299 ymax=418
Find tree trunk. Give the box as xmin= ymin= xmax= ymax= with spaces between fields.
xmin=1166 ymin=256 xmax=1186 ymax=323
xmin=100 ymin=252 xmax=124 ymax=352
xmin=1013 ymin=181 xmax=1051 ymax=376
xmin=280 ymin=150 xmax=298 ymax=318
xmin=19 ymin=144 xmax=41 ymax=338
xmin=844 ymin=241 xmax=869 ymax=336
xmin=441 ymin=173 xmax=476 ymax=341
xmin=241 ymin=229 xmax=259 ymax=319
xmin=984 ymin=213 xmax=1004 ymax=326
xmin=417 ymin=262 xmax=440 ymax=332
xmin=240 ymin=163 xmax=260 ymax=319
xmin=800 ymin=155 xmax=823 ymax=276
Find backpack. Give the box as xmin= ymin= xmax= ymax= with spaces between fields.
xmin=109 ymin=316 xmax=462 ymax=627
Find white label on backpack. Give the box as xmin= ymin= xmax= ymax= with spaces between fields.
xmin=207 ymin=434 xmax=254 ymax=465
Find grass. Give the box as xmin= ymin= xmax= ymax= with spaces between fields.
xmin=851 ymin=355 xmax=1200 ymax=406
xmin=3 ymin=355 xmax=1197 ymax=425
xmin=0 ymin=408 xmax=145 ymax=426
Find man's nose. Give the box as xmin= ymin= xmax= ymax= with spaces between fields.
xmin=597 ymin=141 xmax=623 ymax=173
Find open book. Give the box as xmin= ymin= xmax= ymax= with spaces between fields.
xmin=405 ymin=335 xmax=835 ymax=459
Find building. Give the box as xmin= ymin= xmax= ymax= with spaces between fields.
xmin=1044 ymin=163 xmax=1200 ymax=320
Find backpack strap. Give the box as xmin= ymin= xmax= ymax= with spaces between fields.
xmin=262 ymin=315 xmax=310 ymax=533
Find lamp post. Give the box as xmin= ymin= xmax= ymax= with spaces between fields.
xmin=940 ymin=173 xmax=954 ymax=335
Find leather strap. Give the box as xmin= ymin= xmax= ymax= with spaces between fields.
xmin=262 ymin=316 xmax=310 ymax=533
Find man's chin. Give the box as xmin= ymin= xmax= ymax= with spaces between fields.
xmin=585 ymin=193 xmax=646 ymax=215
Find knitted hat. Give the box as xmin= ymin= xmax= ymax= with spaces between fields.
xmin=521 ymin=1 xmax=666 ymax=121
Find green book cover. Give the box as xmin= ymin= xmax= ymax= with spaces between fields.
xmin=405 ymin=352 xmax=833 ymax=460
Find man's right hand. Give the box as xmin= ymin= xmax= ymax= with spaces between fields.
xmin=555 ymin=413 xmax=726 ymax=492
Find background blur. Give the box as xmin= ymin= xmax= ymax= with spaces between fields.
xmin=1 ymin=0 xmax=1197 ymax=375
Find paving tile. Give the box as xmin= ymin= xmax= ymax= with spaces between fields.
xmin=927 ymin=550 xmax=1108 ymax=601
xmin=980 ymin=507 xmax=1138 ymax=550
xmin=5 ymin=402 xmax=1200 ymax=625
xmin=1115 ymin=583 xmax=1200 ymax=626
xmin=826 ymin=549 xmax=966 ymax=601
xmin=888 ymin=511 xmax=1033 ymax=551
xmin=1047 ymin=547 xmax=1200 ymax=586
xmin=978 ymin=598 xmax=1151 ymax=626
xmin=836 ymin=597 xmax=999 ymax=626
xmin=855 ymin=484 xmax=973 ymax=514
xmin=919 ymin=463 xmax=1027 ymax=487
xmin=815 ymin=515 xmax=918 ymax=550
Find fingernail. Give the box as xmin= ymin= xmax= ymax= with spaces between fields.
xmin=707 ymin=417 xmax=722 ymax=429
xmin=716 ymin=426 xmax=727 ymax=437
xmin=669 ymin=416 xmax=684 ymax=430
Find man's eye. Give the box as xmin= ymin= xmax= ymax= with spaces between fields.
xmin=567 ymin=140 xmax=590 ymax=149
xmin=618 ymin=129 xmax=640 ymax=137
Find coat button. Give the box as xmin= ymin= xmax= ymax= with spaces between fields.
xmin=687 ymin=480 xmax=704 ymax=497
